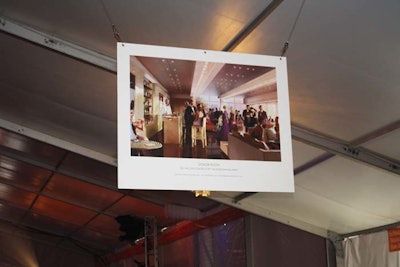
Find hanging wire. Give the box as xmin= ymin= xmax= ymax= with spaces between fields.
xmin=99 ymin=0 xmax=122 ymax=42
xmin=112 ymin=24 xmax=122 ymax=42
xmin=281 ymin=0 xmax=307 ymax=57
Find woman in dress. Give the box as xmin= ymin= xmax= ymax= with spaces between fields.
xmin=218 ymin=105 xmax=230 ymax=141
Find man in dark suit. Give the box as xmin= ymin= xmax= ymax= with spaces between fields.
xmin=242 ymin=105 xmax=252 ymax=132
xmin=258 ymin=105 xmax=267 ymax=123
xmin=184 ymin=99 xmax=196 ymax=144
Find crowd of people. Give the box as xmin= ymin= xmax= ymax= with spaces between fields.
xmin=131 ymin=96 xmax=280 ymax=149
xmin=183 ymin=100 xmax=280 ymax=145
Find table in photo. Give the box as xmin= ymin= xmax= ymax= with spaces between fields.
xmin=131 ymin=140 xmax=163 ymax=156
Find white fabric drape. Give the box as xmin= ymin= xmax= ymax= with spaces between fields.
xmin=344 ymin=230 xmax=400 ymax=267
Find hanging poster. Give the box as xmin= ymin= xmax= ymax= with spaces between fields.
xmin=117 ymin=43 xmax=294 ymax=192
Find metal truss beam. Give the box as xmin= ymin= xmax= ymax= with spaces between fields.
xmin=0 ymin=16 xmax=117 ymax=73
xmin=292 ymin=124 xmax=400 ymax=175
xmin=0 ymin=118 xmax=117 ymax=166
xmin=223 ymin=0 xmax=284 ymax=52
xmin=349 ymin=120 xmax=400 ymax=147
xmin=340 ymin=220 xmax=400 ymax=240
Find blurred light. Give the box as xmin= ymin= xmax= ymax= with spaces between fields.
xmin=0 ymin=225 xmax=39 ymax=267
xmin=194 ymin=190 xmax=211 ymax=197
xmin=134 ymin=237 xmax=144 ymax=244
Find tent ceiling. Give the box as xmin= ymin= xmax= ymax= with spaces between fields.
xmin=0 ymin=0 xmax=399 ymax=258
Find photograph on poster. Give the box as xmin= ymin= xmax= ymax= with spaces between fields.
xmin=118 ymin=43 xmax=294 ymax=192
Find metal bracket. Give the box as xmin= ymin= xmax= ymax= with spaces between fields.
xmin=0 ymin=16 xmax=117 ymax=72
xmin=328 ymin=230 xmax=344 ymax=259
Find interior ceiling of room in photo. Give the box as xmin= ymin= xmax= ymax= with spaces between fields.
xmin=0 ymin=0 xmax=399 ymax=261
xmin=135 ymin=56 xmax=276 ymax=100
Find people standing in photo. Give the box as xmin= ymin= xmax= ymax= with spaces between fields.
xmin=193 ymin=103 xmax=205 ymax=126
xmin=258 ymin=105 xmax=267 ymax=123
xmin=184 ymin=99 xmax=196 ymax=144
xmin=218 ymin=105 xmax=230 ymax=141
xmin=161 ymin=98 xmax=173 ymax=116
xmin=229 ymin=106 xmax=236 ymax=132
xmin=250 ymin=107 xmax=258 ymax=127
xmin=242 ymin=105 xmax=252 ymax=132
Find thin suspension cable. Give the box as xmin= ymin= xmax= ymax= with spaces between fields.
xmin=281 ymin=0 xmax=307 ymax=56
xmin=99 ymin=0 xmax=122 ymax=42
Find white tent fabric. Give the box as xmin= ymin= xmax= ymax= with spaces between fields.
xmin=344 ymin=231 xmax=400 ymax=267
